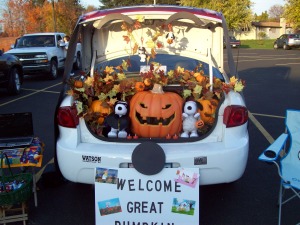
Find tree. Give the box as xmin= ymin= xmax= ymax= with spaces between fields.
xmin=1 ymin=0 xmax=84 ymax=37
xmin=284 ymin=0 xmax=300 ymax=31
xmin=55 ymin=0 xmax=84 ymax=34
xmin=254 ymin=11 xmax=269 ymax=21
xmin=180 ymin=0 xmax=253 ymax=31
xmin=85 ymin=5 xmax=98 ymax=12
xmin=268 ymin=4 xmax=284 ymax=21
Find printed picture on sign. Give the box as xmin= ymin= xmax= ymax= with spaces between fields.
xmin=98 ymin=198 xmax=122 ymax=216
xmin=95 ymin=167 xmax=118 ymax=184
xmin=171 ymin=198 xmax=196 ymax=216
xmin=175 ymin=168 xmax=199 ymax=188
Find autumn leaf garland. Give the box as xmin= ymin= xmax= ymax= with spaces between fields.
xmin=67 ymin=61 xmax=245 ymax=117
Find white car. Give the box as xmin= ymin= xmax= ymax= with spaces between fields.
xmin=55 ymin=5 xmax=249 ymax=185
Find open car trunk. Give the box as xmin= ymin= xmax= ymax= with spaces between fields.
xmin=56 ymin=5 xmax=248 ymax=185
xmin=63 ymin=6 xmax=239 ymax=142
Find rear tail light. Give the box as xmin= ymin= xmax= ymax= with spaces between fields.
xmin=57 ymin=106 xmax=79 ymax=128
xmin=223 ymin=105 xmax=248 ymax=128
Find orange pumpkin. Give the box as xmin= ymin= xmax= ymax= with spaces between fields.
xmin=195 ymin=74 xmax=207 ymax=83
xmin=143 ymin=78 xmax=152 ymax=86
xmin=195 ymin=119 xmax=204 ymax=129
xmin=74 ymin=80 xmax=83 ymax=88
xmin=197 ymin=99 xmax=219 ymax=125
xmin=135 ymin=82 xmax=145 ymax=92
xmin=129 ymin=84 xmax=183 ymax=138
xmin=90 ymin=100 xmax=112 ymax=124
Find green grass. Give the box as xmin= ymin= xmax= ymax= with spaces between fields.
xmin=240 ymin=39 xmax=275 ymax=49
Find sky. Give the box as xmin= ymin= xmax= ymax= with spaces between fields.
xmin=80 ymin=0 xmax=285 ymax=15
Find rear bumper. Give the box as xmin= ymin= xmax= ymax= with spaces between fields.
xmin=56 ymin=128 xmax=249 ymax=185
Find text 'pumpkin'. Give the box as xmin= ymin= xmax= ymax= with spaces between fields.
xmin=129 ymin=84 xmax=183 ymax=138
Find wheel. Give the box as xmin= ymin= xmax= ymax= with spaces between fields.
xmin=273 ymin=43 xmax=278 ymax=49
xmin=7 ymin=67 xmax=21 ymax=95
xmin=48 ymin=59 xmax=58 ymax=80
xmin=73 ymin=52 xmax=81 ymax=70
xmin=283 ymin=43 xmax=290 ymax=50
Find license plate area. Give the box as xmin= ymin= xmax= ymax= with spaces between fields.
xmin=121 ymin=162 xmax=179 ymax=168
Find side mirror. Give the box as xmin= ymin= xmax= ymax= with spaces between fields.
xmin=10 ymin=44 xmax=15 ymax=49
xmin=0 ymin=50 xmax=3 ymax=56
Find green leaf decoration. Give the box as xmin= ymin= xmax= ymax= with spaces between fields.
xmin=76 ymin=101 xmax=83 ymax=115
xmin=98 ymin=93 xmax=108 ymax=101
xmin=234 ymin=81 xmax=244 ymax=92
xmin=193 ymin=84 xmax=203 ymax=94
xmin=183 ymin=89 xmax=192 ymax=99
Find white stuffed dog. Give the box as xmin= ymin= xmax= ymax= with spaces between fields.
xmin=138 ymin=47 xmax=147 ymax=62
xmin=181 ymin=101 xmax=201 ymax=138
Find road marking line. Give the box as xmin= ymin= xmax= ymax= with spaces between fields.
xmin=35 ymin=158 xmax=54 ymax=183
xmin=251 ymin=112 xmax=285 ymax=119
xmin=225 ymin=57 xmax=300 ymax=63
xmin=22 ymin=88 xmax=61 ymax=94
xmin=0 ymin=83 xmax=62 ymax=107
xmin=248 ymin=111 xmax=274 ymax=144
xmin=275 ymin=63 xmax=300 ymax=65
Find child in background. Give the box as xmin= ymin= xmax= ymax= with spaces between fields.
xmin=63 ymin=35 xmax=74 ymax=76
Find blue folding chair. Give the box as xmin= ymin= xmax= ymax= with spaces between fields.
xmin=259 ymin=109 xmax=300 ymax=225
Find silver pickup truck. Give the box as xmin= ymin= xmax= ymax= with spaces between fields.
xmin=6 ymin=32 xmax=81 ymax=79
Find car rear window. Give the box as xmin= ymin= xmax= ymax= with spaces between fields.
xmin=95 ymin=55 xmax=224 ymax=80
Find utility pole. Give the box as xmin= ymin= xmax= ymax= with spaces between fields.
xmin=51 ymin=0 xmax=57 ymax=32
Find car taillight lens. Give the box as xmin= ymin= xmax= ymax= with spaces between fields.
xmin=223 ymin=105 xmax=248 ymax=128
xmin=57 ymin=106 xmax=79 ymax=128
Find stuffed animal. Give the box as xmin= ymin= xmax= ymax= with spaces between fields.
xmin=105 ymin=101 xmax=130 ymax=138
xmin=181 ymin=101 xmax=202 ymax=138
xmin=138 ymin=47 xmax=147 ymax=62
xmin=166 ymin=32 xmax=175 ymax=45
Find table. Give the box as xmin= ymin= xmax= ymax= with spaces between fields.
xmin=0 ymin=138 xmax=44 ymax=224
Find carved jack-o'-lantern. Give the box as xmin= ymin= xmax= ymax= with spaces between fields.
xmin=129 ymin=84 xmax=183 ymax=138
xmin=197 ymin=99 xmax=219 ymax=125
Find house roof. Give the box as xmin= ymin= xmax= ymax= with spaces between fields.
xmin=252 ymin=21 xmax=281 ymax=28
xmin=252 ymin=21 xmax=292 ymax=28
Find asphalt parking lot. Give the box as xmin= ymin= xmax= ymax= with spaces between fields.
xmin=0 ymin=49 xmax=300 ymax=225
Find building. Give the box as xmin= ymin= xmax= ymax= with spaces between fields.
xmin=234 ymin=18 xmax=293 ymax=40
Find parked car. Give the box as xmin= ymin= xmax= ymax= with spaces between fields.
xmin=6 ymin=33 xmax=81 ymax=79
xmin=274 ymin=34 xmax=300 ymax=50
xmin=224 ymin=36 xmax=241 ymax=48
xmin=55 ymin=5 xmax=249 ymax=186
xmin=0 ymin=50 xmax=23 ymax=94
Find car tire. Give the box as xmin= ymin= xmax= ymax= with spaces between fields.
xmin=273 ymin=43 xmax=278 ymax=49
xmin=73 ymin=52 xmax=81 ymax=70
xmin=7 ymin=67 xmax=21 ymax=95
xmin=283 ymin=43 xmax=290 ymax=50
xmin=49 ymin=59 xmax=58 ymax=80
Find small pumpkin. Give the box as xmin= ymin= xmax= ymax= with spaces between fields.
xmin=135 ymin=82 xmax=145 ymax=92
xmin=195 ymin=74 xmax=207 ymax=83
xmin=144 ymin=78 xmax=152 ymax=86
xmin=129 ymin=83 xmax=183 ymax=138
xmin=74 ymin=80 xmax=83 ymax=88
xmin=90 ymin=100 xmax=112 ymax=124
xmin=195 ymin=119 xmax=204 ymax=129
xmin=197 ymin=99 xmax=219 ymax=125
